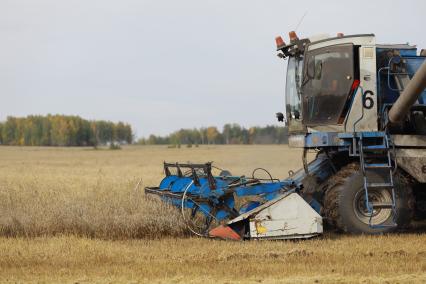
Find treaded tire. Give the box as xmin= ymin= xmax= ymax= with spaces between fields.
xmin=323 ymin=163 xmax=414 ymax=234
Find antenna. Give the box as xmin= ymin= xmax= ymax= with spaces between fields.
xmin=295 ymin=11 xmax=308 ymax=32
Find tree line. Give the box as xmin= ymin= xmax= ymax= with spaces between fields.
xmin=138 ymin=123 xmax=289 ymax=145
xmin=0 ymin=115 xmax=133 ymax=146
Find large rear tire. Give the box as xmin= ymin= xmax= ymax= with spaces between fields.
xmin=323 ymin=163 xmax=414 ymax=234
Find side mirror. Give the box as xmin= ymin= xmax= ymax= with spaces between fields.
xmin=306 ymin=58 xmax=315 ymax=79
xmin=276 ymin=112 xmax=284 ymax=122
xmin=314 ymin=60 xmax=322 ymax=80
xmin=294 ymin=110 xmax=300 ymax=120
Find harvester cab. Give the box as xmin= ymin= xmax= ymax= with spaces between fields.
xmin=145 ymin=31 xmax=426 ymax=239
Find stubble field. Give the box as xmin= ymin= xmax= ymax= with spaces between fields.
xmin=0 ymin=145 xmax=426 ymax=283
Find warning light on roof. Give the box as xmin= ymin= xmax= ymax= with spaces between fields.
xmin=337 ymin=33 xmax=344 ymax=37
xmin=275 ymin=36 xmax=285 ymax=48
xmin=289 ymin=31 xmax=299 ymax=42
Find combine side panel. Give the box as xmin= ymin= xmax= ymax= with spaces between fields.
xmin=226 ymin=192 xmax=323 ymax=240
xmin=249 ymin=193 xmax=322 ymax=239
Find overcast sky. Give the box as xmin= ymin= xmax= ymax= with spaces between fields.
xmin=1 ymin=0 xmax=424 ymax=137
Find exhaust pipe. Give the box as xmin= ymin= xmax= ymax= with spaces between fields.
xmin=388 ymin=60 xmax=426 ymax=124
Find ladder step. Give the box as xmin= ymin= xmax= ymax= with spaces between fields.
xmin=369 ymin=223 xmax=397 ymax=229
xmin=362 ymin=145 xmax=389 ymax=151
xmin=366 ymin=182 xmax=393 ymax=188
xmin=364 ymin=163 xmax=392 ymax=169
xmin=370 ymin=202 xmax=394 ymax=209
xmin=362 ymin=154 xmax=391 ymax=159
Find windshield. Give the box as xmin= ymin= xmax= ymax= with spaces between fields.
xmin=301 ymin=44 xmax=354 ymax=125
xmin=285 ymin=57 xmax=303 ymax=123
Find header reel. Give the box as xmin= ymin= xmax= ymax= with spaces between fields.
xmin=145 ymin=162 xmax=294 ymax=237
xmin=145 ymin=161 xmax=323 ymax=239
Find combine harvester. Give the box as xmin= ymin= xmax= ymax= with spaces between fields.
xmin=145 ymin=32 xmax=426 ymax=240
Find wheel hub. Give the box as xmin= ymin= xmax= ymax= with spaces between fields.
xmin=353 ymin=188 xmax=392 ymax=226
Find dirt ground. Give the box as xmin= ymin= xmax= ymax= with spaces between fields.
xmin=1 ymin=145 xmax=426 ymax=283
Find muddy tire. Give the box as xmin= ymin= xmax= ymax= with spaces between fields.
xmin=323 ymin=163 xmax=414 ymax=234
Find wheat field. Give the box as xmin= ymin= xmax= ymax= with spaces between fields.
xmin=1 ymin=145 xmax=426 ymax=283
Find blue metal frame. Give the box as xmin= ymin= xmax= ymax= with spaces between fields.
xmin=148 ymin=154 xmax=336 ymax=222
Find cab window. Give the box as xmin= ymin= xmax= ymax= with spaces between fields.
xmin=302 ymin=44 xmax=355 ymax=125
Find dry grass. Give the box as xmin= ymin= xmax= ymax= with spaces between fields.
xmin=1 ymin=145 xmax=426 ymax=283
xmin=0 ymin=147 xmax=186 ymax=239
xmin=1 ymin=235 xmax=426 ymax=283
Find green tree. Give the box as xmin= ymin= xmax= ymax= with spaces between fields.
xmin=0 ymin=115 xmax=133 ymax=147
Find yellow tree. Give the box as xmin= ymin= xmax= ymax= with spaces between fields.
xmin=206 ymin=126 xmax=219 ymax=144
